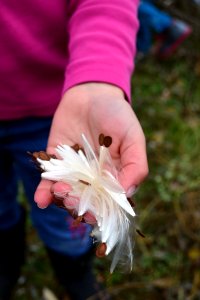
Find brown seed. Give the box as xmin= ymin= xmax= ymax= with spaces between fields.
xmin=34 ymin=151 xmax=51 ymax=161
xmin=103 ymin=136 xmax=112 ymax=148
xmin=28 ymin=151 xmax=57 ymax=173
xmin=71 ymin=143 xmax=80 ymax=152
xmin=79 ymin=180 xmax=90 ymax=186
xmin=98 ymin=133 xmax=105 ymax=146
xmin=96 ymin=242 xmax=107 ymax=258
xmin=136 ymin=229 xmax=145 ymax=238
xmin=27 ymin=151 xmax=39 ymax=161
xmin=39 ymin=151 xmax=51 ymax=161
xmin=30 ymin=152 xmax=39 ymax=160
xmin=49 ymin=154 xmax=57 ymax=159
xmin=28 ymin=151 xmax=56 ymax=161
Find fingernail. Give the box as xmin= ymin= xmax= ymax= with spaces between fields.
xmin=37 ymin=203 xmax=48 ymax=209
xmin=126 ymin=185 xmax=137 ymax=198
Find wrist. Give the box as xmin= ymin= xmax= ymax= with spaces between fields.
xmin=63 ymin=83 xmax=124 ymax=101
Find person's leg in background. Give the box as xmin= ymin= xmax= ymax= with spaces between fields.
xmin=0 ymin=122 xmax=26 ymax=300
xmin=137 ymin=1 xmax=192 ymax=59
xmin=137 ymin=1 xmax=172 ymax=54
xmin=2 ymin=117 xmax=107 ymax=300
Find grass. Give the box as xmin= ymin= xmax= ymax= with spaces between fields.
xmin=14 ymin=46 xmax=200 ymax=299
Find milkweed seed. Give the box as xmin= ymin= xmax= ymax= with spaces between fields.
xmin=99 ymin=133 xmax=105 ymax=146
xmin=103 ymin=136 xmax=112 ymax=147
xmin=136 ymin=229 xmax=145 ymax=238
xmin=30 ymin=151 xmax=52 ymax=161
xmin=96 ymin=242 xmax=107 ymax=257
xmin=27 ymin=151 xmax=40 ymax=161
xmin=71 ymin=143 xmax=80 ymax=152
xmin=79 ymin=180 xmax=90 ymax=186
xmin=49 ymin=154 xmax=57 ymax=159
xmin=38 ymin=151 xmax=51 ymax=161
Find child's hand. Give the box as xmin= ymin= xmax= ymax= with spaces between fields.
xmin=34 ymin=83 xmax=148 ymax=208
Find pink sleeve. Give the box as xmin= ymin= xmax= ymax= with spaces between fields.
xmin=63 ymin=0 xmax=139 ymax=101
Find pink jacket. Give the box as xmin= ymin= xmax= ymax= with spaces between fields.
xmin=0 ymin=0 xmax=139 ymax=120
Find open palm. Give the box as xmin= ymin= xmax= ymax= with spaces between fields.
xmin=34 ymin=83 xmax=148 ymax=208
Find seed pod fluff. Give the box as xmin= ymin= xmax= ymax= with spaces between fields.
xmin=37 ymin=133 xmax=136 ymax=272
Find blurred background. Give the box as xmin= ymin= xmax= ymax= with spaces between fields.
xmin=15 ymin=0 xmax=200 ymax=299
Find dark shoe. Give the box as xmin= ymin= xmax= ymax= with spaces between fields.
xmin=155 ymin=19 xmax=192 ymax=59
xmin=46 ymin=247 xmax=111 ymax=300
xmin=0 ymin=207 xmax=26 ymax=300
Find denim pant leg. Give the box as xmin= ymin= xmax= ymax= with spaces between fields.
xmin=0 ymin=138 xmax=21 ymax=230
xmin=137 ymin=1 xmax=172 ymax=52
xmin=139 ymin=1 xmax=172 ymax=33
xmin=3 ymin=117 xmax=92 ymax=256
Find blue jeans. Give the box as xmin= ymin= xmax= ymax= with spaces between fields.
xmin=0 ymin=117 xmax=92 ymax=256
xmin=137 ymin=1 xmax=172 ymax=53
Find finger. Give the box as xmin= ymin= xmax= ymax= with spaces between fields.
xmin=52 ymin=182 xmax=72 ymax=194
xmin=119 ymin=133 xmax=149 ymax=193
xmin=52 ymin=183 xmax=97 ymax=224
xmin=34 ymin=179 xmax=53 ymax=208
xmin=84 ymin=211 xmax=97 ymax=225
xmin=52 ymin=182 xmax=78 ymax=209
